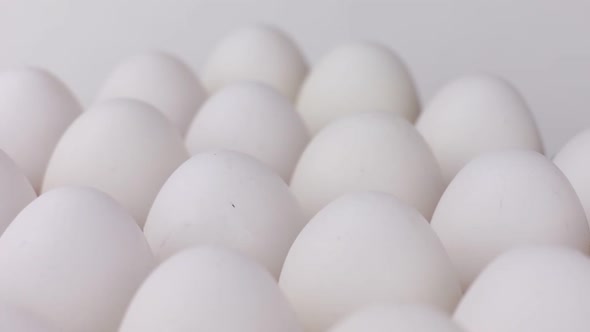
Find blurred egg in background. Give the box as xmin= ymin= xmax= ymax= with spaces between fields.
xmin=0 ymin=67 xmax=81 ymax=192
xmin=185 ymin=81 xmax=308 ymax=181
xmin=96 ymin=51 xmax=207 ymax=135
xmin=2 ymin=1 xmax=589 ymax=154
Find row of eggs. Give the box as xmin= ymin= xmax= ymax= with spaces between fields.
xmin=0 ymin=23 xmax=590 ymax=332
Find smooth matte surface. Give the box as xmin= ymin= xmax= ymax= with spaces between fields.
xmin=43 ymin=99 xmax=189 ymax=226
xmin=291 ymin=111 xmax=444 ymax=220
xmin=0 ymin=67 xmax=81 ymax=191
xmin=202 ymin=24 xmax=307 ymax=100
xmin=2 ymin=1 xmax=589 ymax=154
xmin=297 ymin=41 xmax=419 ymax=135
xmin=416 ymin=75 xmax=543 ymax=184
xmin=0 ymin=302 xmax=59 ymax=332
xmin=455 ymin=246 xmax=590 ymax=332
xmin=327 ymin=305 xmax=464 ymax=332
xmin=0 ymin=187 xmax=154 ymax=332
xmin=96 ymin=51 xmax=207 ymax=135
xmin=279 ymin=192 xmax=462 ymax=332
xmin=554 ymin=129 xmax=590 ymax=220
xmin=144 ymin=150 xmax=305 ymax=278
xmin=185 ymin=82 xmax=309 ymax=181
xmin=0 ymin=150 xmax=36 ymax=236
xmin=119 ymin=246 xmax=303 ymax=332
xmin=431 ymin=150 xmax=590 ymax=287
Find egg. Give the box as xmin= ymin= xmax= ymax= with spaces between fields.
xmin=96 ymin=51 xmax=207 ymax=135
xmin=554 ymin=129 xmax=590 ymax=219
xmin=185 ymin=82 xmax=309 ymax=181
xmin=119 ymin=246 xmax=303 ymax=332
xmin=0 ymin=149 xmax=36 ymax=235
xmin=454 ymin=246 xmax=590 ymax=332
xmin=290 ymin=111 xmax=444 ymax=220
xmin=0 ymin=67 xmax=81 ymax=191
xmin=144 ymin=150 xmax=305 ymax=277
xmin=0 ymin=187 xmax=154 ymax=332
xmin=431 ymin=150 xmax=589 ymax=287
xmin=296 ymin=41 xmax=419 ymax=135
xmin=416 ymin=75 xmax=543 ymax=183
xmin=42 ymin=98 xmax=188 ymax=226
xmin=279 ymin=191 xmax=462 ymax=332
xmin=0 ymin=302 xmax=59 ymax=332
xmin=202 ymin=24 xmax=308 ymax=100
xmin=327 ymin=304 xmax=464 ymax=332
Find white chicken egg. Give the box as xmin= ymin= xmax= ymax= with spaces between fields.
xmin=554 ymin=129 xmax=590 ymax=219
xmin=202 ymin=24 xmax=308 ymax=100
xmin=416 ymin=74 xmax=543 ymax=183
xmin=0 ymin=149 xmax=36 ymax=235
xmin=296 ymin=41 xmax=420 ymax=135
xmin=290 ymin=111 xmax=444 ymax=220
xmin=0 ymin=67 xmax=81 ymax=191
xmin=42 ymin=98 xmax=188 ymax=226
xmin=327 ymin=304 xmax=465 ymax=332
xmin=431 ymin=150 xmax=590 ymax=287
xmin=96 ymin=51 xmax=207 ymax=135
xmin=454 ymin=246 xmax=590 ymax=332
xmin=279 ymin=191 xmax=462 ymax=332
xmin=144 ymin=150 xmax=305 ymax=277
xmin=185 ymin=81 xmax=309 ymax=181
xmin=0 ymin=186 xmax=154 ymax=332
xmin=119 ymin=246 xmax=303 ymax=332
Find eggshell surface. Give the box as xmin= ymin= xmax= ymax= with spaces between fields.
xmin=431 ymin=150 xmax=590 ymax=287
xmin=416 ymin=75 xmax=543 ymax=183
xmin=0 ymin=67 xmax=81 ymax=191
xmin=297 ymin=41 xmax=420 ymax=135
xmin=327 ymin=304 xmax=464 ymax=332
xmin=144 ymin=150 xmax=305 ymax=277
xmin=43 ymin=98 xmax=188 ymax=226
xmin=119 ymin=246 xmax=303 ymax=332
xmin=0 ymin=149 xmax=36 ymax=235
xmin=290 ymin=111 xmax=444 ymax=220
xmin=0 ymin=301 xmax=60 ymax=332
xmin=279 ymin=191 xmax=462 ymax=332
xmin=554 ymin=129 xmax=590 ymax=220
xmin=185 ymin=82 xmax=309 ymax=181
xmin=0 ymin=186 xmax=155 ymax=332
xmin=454 ymin=246 xmax=590 ymax=332
xmin=202 ymin=24 xmax=308 ymax=100
xmin=97 ymin=51 xmax=207 ymax=134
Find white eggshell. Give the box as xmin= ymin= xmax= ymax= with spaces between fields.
xmin=0 ymin=149 xmax=36 ymax=235
xmin=43 ymin=99 xmax=188 ymax=226
xmin=144 ymin=150 xmax=305 ymax=277
xmin=0 ymin=67 xmax=81 ymax=191
xmin=454 ymin=246 xmax=590 ymax=332
xmin=431 ymin=150 xmax=590 ymax=287
xmin=119 ymin=246 xmax=303 ymax=332
xmin=185 ymin=82 xmax=309 ymax=181
xmin=0 ymin=302 xmax=59 ymax=332
xmin=96 ymin=51 xmax=207 ymax=134
xmin=327 ymin=304 xmax=464 ymax=332
xmin=554 ymin=129 xmax=590 ymax=219
xmin=416 ymin=75 xmax=543 ymax=183
xmin=279 ymin=191 xmax=462 ymax=332
xmin=290 ymin=111 xmax=444 ymax=220
xmin=297 ymin=41 xmax=419 ymax=135
xmin=0 ymin=187 xmax=154 ymax=332
xmin=202 ymin=24 xmax=308 ymax=100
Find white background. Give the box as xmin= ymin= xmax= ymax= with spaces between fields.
xmin=1 ymin=0 xmax=589 ymax=154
